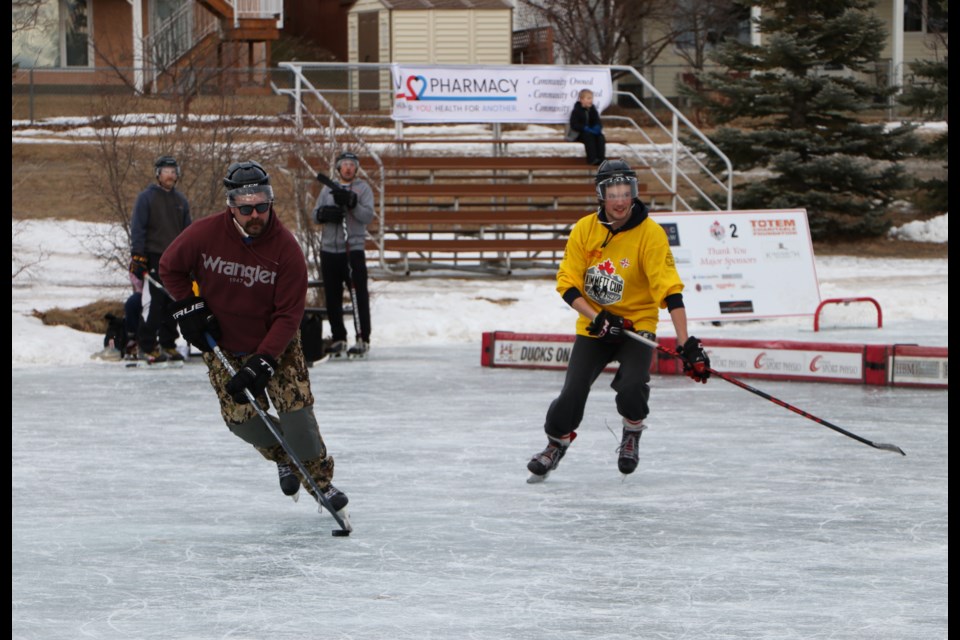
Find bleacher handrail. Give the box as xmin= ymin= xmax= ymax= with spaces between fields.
xmin=609 ymin=64 xmax=733 ymax=211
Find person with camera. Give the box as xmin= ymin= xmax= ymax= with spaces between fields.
xmin=128 ymin=155 xmax=191 ymax=363
xmin=159 ymin=160 xmax=349 ymax=514
xmin=312 ymin=151 xmax=376 ymax=359
xmin=526 ymin=159 xmax=710 ymax=483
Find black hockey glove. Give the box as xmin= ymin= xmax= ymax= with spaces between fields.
xmin=332 ymin=188 xmax=358 ymax=209
xmin=587 ymin=310 xmax=633 ymax=344
xmin=169 ymin=296 xmax=221 ymax=353
xmin=676 ymin=336 xmax=711 ymax=383
xmin=316 ymin=205 xmax=345 ymax=224
xmin=129 ymin=253 xmax=148 ymax=280
xmin=226 ymin=353 xmax=278 ymax=404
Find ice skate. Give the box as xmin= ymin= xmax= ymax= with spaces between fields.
xmin=617 ymin=420 xmax=646 ymax=475
xmin=276 ymin=461 xmax=301 ymax=501
xmin=526 ymin=433 xmax=576 ymax=483
xmin=325 ymin=340 xmax=348 ymax=360
xmin=347 ymin=339 xmax=369 ymax=359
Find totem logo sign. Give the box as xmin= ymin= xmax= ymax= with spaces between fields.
xmin=391 ymin=64 xmax=612 ymax=123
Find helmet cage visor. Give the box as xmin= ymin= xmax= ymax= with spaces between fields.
xmin=336 ymin=154 xmax=360 ymax=173
xmin=596 ymin=175 xmax=638 ymax=201
xmin=226 ymin=184 xmax=274 ymax=207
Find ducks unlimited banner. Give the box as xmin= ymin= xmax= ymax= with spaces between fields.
xmin=390 ymin=64 xmax=613 ymax=123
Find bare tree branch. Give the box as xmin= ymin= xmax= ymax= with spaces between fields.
xmin=519 ymin=0 xmax=678 ymax=73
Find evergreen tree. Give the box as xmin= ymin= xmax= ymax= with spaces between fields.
xmin=898 ymin=51 xmax=948 ymax=213
xmin=681 ymin=0 xmax=920 ymax=239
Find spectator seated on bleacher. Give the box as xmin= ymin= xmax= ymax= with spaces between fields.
xmin=568 ymin=89 xmax=606 ymax=165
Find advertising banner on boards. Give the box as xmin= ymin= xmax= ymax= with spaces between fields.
xmin=390 ymin=64 xmax=613 ymax=123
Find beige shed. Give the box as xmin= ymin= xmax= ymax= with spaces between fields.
xmin=346 ymin=0 xmax=514 ymax=110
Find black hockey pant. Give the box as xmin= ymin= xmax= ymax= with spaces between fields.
xmin=544 ymin=334 xmax=653 ymax=439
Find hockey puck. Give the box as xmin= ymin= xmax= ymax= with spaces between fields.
xmin=332 ymin=529 xmax=351 ymax=537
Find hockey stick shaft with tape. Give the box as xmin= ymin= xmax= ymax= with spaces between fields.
xmin=624 ymin=331 xmax=905 ymax=456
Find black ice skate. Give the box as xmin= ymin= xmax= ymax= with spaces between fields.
xmin=326 ymin=340 xmax=348 ymax=360
xmin=276 ymin=461 xmax=301 ymax=499
xmin=617 ymin=421 xmax=646 ymax=475
xmin=526 ymin=433 xmax=577 ymax=483
xmin=320 ymin=484 xmax=349 ymax=513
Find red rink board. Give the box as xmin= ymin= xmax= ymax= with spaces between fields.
xmin=481 ymin=331 xmax=947 ymax=388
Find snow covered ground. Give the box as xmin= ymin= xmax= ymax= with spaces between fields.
xmin=11 ymin=216 xmax=948 ymax=639
xmin=12 ymin=214 xmax=948 ymax=367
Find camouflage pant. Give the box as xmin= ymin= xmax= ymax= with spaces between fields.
xmin=203 ymin=332 xmax=335 ymax=491
xmin=202 ymin=331 xmax=315 ymax=423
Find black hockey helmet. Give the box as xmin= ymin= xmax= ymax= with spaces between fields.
xmin=335 ymin=151 xmax=360 ymax=173
xmin=223 ymin=160 xmax=274 ymax=206
xmin=594 ymin=159 xmax=638 ymax=202
xmin=154 ymin=155 xmax=180 ymax=178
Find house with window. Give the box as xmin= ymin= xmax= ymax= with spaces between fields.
xmin=12 ymin=0 xmax=284 ymax=94
xmin=344 ymin=0 xmax=514 ymax=110
xmin=12 ymin=1 xmax=945 ymax=106
xmin=639 ymin=0 xmax=948 ymax=102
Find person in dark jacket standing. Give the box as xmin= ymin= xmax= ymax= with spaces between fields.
xmin=129 ymin=155 xmax=191 ymax=362
xmin=569 ymin=89 xmax=606 ymax=165
xmin=160 ymin=160 xmax=349 ymax=517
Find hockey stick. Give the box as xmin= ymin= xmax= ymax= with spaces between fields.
xmin=316 ymin=172 xmax=363 ymax=350
xmin=315 ymin=170 xmax=346 ymax=193
xmin=624 ymin=331 xmax=906 ymax=456
xmin=343 ymin=230 xmax=362 ymax=345
xmin=204 ymin=332 xmax=353 ymax=536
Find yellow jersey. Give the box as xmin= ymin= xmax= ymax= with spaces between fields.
xmin=557 ymin=209 xmax=684 ymax=336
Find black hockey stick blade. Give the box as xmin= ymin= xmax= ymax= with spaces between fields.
xmin=623 ymin=331 xmax=906 ymax=456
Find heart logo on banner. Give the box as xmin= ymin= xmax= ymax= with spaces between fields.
xmin=405 ymin=75 xmax=427 ymax=100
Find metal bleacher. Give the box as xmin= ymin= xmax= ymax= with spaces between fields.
xmin=274 ymin=62 xmax=732 ymax=276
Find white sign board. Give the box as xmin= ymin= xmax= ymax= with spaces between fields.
xmin=651 ymin=209 xmax=821 ymax=321
xmin=390 ymin=64 xmax=613 ymax=123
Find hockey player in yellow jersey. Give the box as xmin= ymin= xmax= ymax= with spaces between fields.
xmin=527 ymin=159 xmax=711 ymax=483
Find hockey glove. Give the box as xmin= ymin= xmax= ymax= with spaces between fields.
xmin=316 ymin=205 xmax=345 ymax=224
xmin=129 ymin=253 xmax=149 ymax=280
xmin=676 ymin=336 xmax=711 ymax=383
xmin=168 ymin=296 xmax=221 ymax=353
xmin=332 ymin=188 xmax=358 ymax=209
xmin=587 ymin=310 xmax=633 ymax=344
xmin=226 ymin=353 xmax=278 ymax=404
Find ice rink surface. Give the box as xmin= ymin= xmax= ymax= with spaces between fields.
xmin=12 ymin=344 xmax=947 ymax=640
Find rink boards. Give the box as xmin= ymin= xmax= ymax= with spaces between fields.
xmin=480 ymin=331 xmax=948 ymax=389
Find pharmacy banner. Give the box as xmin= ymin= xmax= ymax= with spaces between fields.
xmin=651 ymin=209 xmax=821 ymax=321
xmin=390 ymin=64 xmax=612 ymax=123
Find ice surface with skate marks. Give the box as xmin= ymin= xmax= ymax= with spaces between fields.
xmin=12 ymin=345 xmax=947 ymax=639
xmin=12 ymin=218 xmax=947 ymax=638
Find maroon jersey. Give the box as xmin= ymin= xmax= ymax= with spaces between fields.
xmin=160 ymin=209 xmax=307 ymax=358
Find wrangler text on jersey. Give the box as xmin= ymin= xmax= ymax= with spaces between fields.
xmin=201 ymin=253 xmax=278 ymax=287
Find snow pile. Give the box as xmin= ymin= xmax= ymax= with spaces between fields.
xmin=888 ymin=213 xmax=948 ymax=243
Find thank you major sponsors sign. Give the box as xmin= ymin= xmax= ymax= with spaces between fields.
xmin=652 ymin=209 xmax=820 ymax=321
xmin=391 ymin=64 xmax=613 ymax=123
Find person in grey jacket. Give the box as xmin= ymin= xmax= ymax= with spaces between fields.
xmin=312 ymin=151 xmax=376 ymax=358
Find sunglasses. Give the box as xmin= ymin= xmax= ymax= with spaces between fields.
xmin=235 ymin=202 xmax=271 ymax=215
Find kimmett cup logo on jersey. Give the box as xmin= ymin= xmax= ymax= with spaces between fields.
xmin=584 ymin=259 xmax=624 ymax=306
